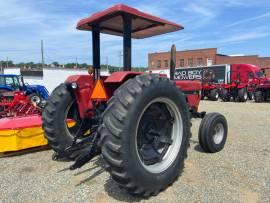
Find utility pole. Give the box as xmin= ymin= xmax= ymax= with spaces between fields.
xmin=41 ymin=40 xmax=45 ymax=69
xmin=119 ymin=51 xmax=123 ymax=71
xmin=76 ymin=57 xmax=78 ymax=68
xmin=106 ymin=56 xmax=109 ymax=72
xmin=6 ymin=57 xmax=8 ymax=68
xmin=0 ymin=60 xmax=2 ymax=74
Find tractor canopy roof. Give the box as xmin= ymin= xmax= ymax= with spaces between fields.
xmin=77 ymin=4 xmax=183 ymax=39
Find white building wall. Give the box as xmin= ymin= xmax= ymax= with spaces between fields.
xmin=4 ymin=68 xmax=110 ymax=93
xmin=148 ymin=69 xmax=170 ymax=77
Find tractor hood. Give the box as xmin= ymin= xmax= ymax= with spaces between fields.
xmin=77 ymin=4 xmax=183 ymax=39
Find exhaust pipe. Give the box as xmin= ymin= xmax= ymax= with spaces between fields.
xmin=170 ymin=44 xmax=176 ymax=80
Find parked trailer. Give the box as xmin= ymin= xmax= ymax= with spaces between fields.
xmin=174 ymin=65 xmax=230 ymax=101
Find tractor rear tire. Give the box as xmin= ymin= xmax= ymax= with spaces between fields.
xmin=237 ymin=88 xmax=248 ymax=102
xmin=254 ymin=91 xmax=263 ymax=103
xmin=42 ymin=83 xmax=89 ymax=159
xmin=209 ymin=89 xmax=219 ymax=101
xmin=99 ymin=74 xmax=191 ymax=197
xmin=199 ymin=113 xmax=228 ymax=153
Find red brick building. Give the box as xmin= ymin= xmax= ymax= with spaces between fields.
xmin=148 ymin=48 xmax=270 ymax=74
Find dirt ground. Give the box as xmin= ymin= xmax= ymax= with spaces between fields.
xmin=0 ymin=101 xmax=270 ymax=203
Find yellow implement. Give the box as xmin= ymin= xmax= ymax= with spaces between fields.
xmin=0 ymin=115 xmax=47 ymax=153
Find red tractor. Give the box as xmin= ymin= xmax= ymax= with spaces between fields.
xmin=219 ymin=64 xmax=264 ymax=102
xmin=253 ymin=67 xmax=270 ymax=102
xmin=42 ymin=4 xmax=228 ymax=197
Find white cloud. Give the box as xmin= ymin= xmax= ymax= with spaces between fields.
xmin=184 ymin=3 xmax=215 ymax=17
xmin=226 ymin=12 xmax=270 ymax=28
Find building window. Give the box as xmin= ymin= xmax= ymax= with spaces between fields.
xmin=207 ymin=58 xmax=213 ymax=66
xmin=179 ymin=59 xmax=184 ymax=67
xmin=197 ymin=58 xmax=203 ymax=66
xmin=151 ymin=61 xmax=155 ymax=68
xmin=248 ymin=72 xmax=254 ymax=79
xmin=164 ymin=60 xmax=169 ymax=68
xmin=157 ymin=60 xmax=161 ymax=68
xmin=188 ymin=58 xmax=193 ymax=67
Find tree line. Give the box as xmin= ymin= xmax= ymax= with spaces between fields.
xmin=0 ymin=60 xmax=146 ymax=73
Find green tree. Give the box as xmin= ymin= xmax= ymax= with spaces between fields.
xmin=52 ymin=61 xmax=59 ymax=67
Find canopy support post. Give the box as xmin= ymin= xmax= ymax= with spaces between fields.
xmin=123 ymin=14 xmax=132 ymax=71
xmin=92 ymin=25 xmax=100 ymax=80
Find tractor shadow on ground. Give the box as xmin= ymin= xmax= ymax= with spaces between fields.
xmin=194 ymin=144 xmax=205 ymax=153
xmin=70 ymin=156 xmax=143 ymax=201
xmin=0 ymin=146 xmax=51 ymax=158
xmin=75 ymin=157 xmax=105 ymax=187
xmin=190 ymin=139 xmax=205 ymax=153
xmin=104 ymin=178 xmax=143 ymax=202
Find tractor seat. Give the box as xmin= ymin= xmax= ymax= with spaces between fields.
xmin=174 ymin=80 xmax=202 ymax=92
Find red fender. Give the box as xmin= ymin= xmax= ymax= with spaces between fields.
xmin=65 ymin=75 xmax=96 ymax=118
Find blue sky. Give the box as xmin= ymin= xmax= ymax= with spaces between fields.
xmin=0 ymin=0 xmax=270 ymax=67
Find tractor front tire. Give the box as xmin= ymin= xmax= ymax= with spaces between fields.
xmin=199 ymin=113 xmax=228 ymax=153
xmin=99 ymin=74 xmax=191 ymax=197
xmin=28 ymin=93 xmax=42 ymax=105
xmin=42 ymin=84 xmax=89 ymax=159
xmin=209 ymin=89 xmax=219 ymax=101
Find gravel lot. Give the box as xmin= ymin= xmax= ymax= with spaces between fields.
xmin=0 ymin=101 xmax=269 ymax=203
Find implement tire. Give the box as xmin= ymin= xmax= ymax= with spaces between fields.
xmin=209 ymin=89 xmax=219 ymax=101
xmin=237 ymin=88 xmax=248 ymax=102
xmin=254 ymin=91 xmax=263 ymax=103
xmin=220 ymin=88 xmax=230 ymax=102
xmin=99 ymin=74 xmax=191 ymax=197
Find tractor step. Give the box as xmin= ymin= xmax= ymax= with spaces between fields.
xmin=64 ymin=133 xmax=100 ymax=170
xmin=64 ymin=136 xmax=94 ymax=155
xmin=69 ymin=149 xmax=99 ymax=170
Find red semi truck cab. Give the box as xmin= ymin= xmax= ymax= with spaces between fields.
xmin=229 ymin=64 xmax=264 ymax=84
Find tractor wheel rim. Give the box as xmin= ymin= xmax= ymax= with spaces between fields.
xmin=135 ymin=97 xmax=183 ymax=174
xmin=31 ymin=96 xmax=41 ymax=104
xmin=215 ymin=92 xmax=218 ymax=99
xmin=213 ymin=123 xmax=224 ymax=145
xmin=64 ymin=100 xmax=82 ymax=140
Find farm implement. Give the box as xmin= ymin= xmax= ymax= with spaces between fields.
xmin=0 ymin=91 xmax=47 ymax=153
xmin=42 ymin=4 xmax=228 ymax=197
xmin=0 ymin=91 xmax=41 ymax=118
